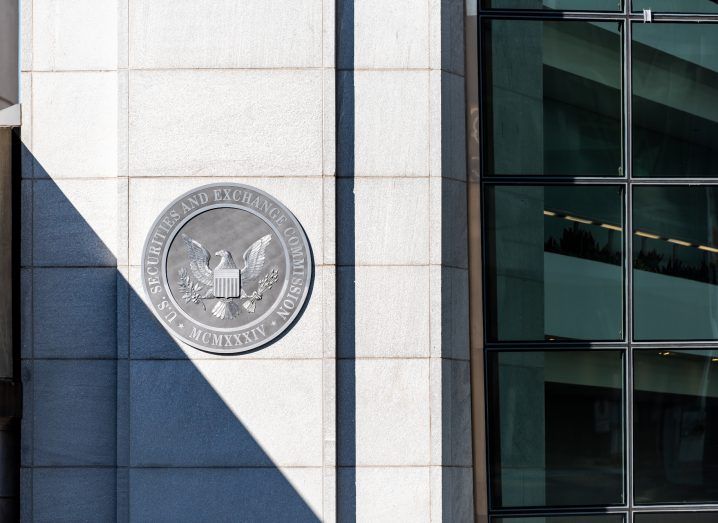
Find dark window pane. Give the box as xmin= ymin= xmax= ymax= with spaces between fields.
xmin=484 ymin=0 xmax=620 ymax=11
xmin=633 ymin=0 xmax=718 ymax=13
xmin=635 ymin=350 xmax=718 ymax=504
xmin=633 ymin=24 xmax=718 ymax=177
xmin=488 ymin=351 xmax=624 ymax=508
xmin=634 ymin=514 xmax=718 ymax=523
xmin=486 ymin=185 xmax=623 ymax=342
xmin=493 ymin=517 xmax=624 ymax=523
xmin=633 ymin=186 xmax=718 ymax=340
xmin=482 ymin=20 xmax=622 ymax=176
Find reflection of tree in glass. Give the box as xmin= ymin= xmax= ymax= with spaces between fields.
xmin=544 ymin=224 xmax=621 ymax=266
xmin=635 ymin=248 xmax=718 ymax=286
xmin=633 ymin=249 xmax=663 ymax=273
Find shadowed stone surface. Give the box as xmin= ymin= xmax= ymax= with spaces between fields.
xmin=33 ymin=468 xmax=116 ymax=523
xmin=130 ymin=360 xmax=323 ymax=467
xmin=33 ymin=268 xmax=117 ymax=358
xmin=32 ymin=179 xmax=116 ymax=266
xmin=130 ymin=468 xmax=321 ymax=523
xmin=33 ymin=360 xmax=116 ymax=466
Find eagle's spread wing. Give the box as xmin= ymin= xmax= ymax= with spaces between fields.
xmin=181 ymin=234 xmax=213 ymax=287
xmin=241 ymin=234 xmax=272 ymax=281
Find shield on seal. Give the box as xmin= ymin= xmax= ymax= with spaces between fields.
xmin=213 ymin=268 xmax=241 ymax=298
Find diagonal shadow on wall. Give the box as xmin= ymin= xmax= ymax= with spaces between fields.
xmin=20 ymin=141 xmax=321 ymax=523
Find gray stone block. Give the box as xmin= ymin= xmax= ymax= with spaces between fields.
xmin=33 ymin=268 xmax=116 ymax=358
xmin=32 ymin=73 xmax=118 ymax=179
xmin=130 ymin=360 xmax=323 ymax=467
xmin=33 ymin=179 xmax=116 ymax=267
xmin=431 ymin=0 xmax=465 ymax=76
xmin=337 ymin=71 xmax=430 ymax=178
xmin=34 ymin=360 xmax=116 ymax=466
xmin=33 ymin=468 xmax=116 ymax=523
xmin=34 ymin=0 xmax=118 ymax=71
xmin=338 ymin=467 xmax=431 ymax=522
xmin=337 ymin=265 xmax=431 ymax=358
xmin=130 ymin=0 xmax=322 ymax=69
xmin=337 ymin=359 xmax=430 ymax=467
xmin=128 ymin=70 xmax=322 ymax=178
xmin=440 ymin=466 xmax=474 ymax=522
xmin=430 ymin=178 xmax=468 ymax=269
xmin=129 ymin=467 xmax=321 ymax=523
xmin=442 ymin=360 xmax=473 ymax=468
xmin=20 ymin=468 xmax=31 ymax=522
xmin=20 ymin=270 xmax=31 ymax=359
xmin=430 ymin=266 xmax=470 ymax=360
xmin=21 ymin=362 xmax=32 ymax=467
xmin=338 ymin=0 xmax=429 ymax=69
xmin=430 ymin=71 xmax=467 ymax=182
xmin=336 ymin=178 xmax=430 ymax=266
xmin=21 ymin=180 xmax=31 ymax=265
xmin=129 ymin=288 xmax=185 ymax=359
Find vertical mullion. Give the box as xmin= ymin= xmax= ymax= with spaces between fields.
xmin=624 ymin=9 xmax=635 ymax=521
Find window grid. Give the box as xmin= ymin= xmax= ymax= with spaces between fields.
xmin=478 ymin=0 xmax=718 ymax=520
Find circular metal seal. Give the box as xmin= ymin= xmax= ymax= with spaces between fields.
xmin=141 ymin=183 xmax=313 ymax=354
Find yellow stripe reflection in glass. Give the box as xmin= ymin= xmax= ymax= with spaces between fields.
xmin=667 ymin=238 xmax=692 ymax=247
xmin=698 ymin=245 xmax=718 ymax=254
xmin=565 ymin=215 xmax=593 ymax=225
xmin=635 ymin=231 xmax=660 ymax=240
xmin=600 ymin=223 xmax=622 ymax=232
xmin=543 ymin=210 xmax=557 ymax=216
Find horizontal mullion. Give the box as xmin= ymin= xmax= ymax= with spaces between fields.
xmin=628 ymin=178 xmax=718 ymax=185
xmin=485 ymin=342 xmax=627 ymax=350
xmin=489 ymin=504 xmax=718 ymax=516
xmin=489 ymin=506 xmax=629 ymax=515
xmin=631 ymin=504 xmax=718 ymax=511
xmin=485 ymin=342 xmax=718 ymax=350
xmin=647 ymin=14 xmax=718 ymax=22
xmin=480 ymin=176 xmax=627 ymax=185
xmin=478 ymin=10 xmax=628 ymax=20
xmin=630 ymin=340 xmax=718 ymax=348
xmin=477 ymin=10 xmax=718 ymax=21
xmin=480 ymin=178 xmax=718 ymax=185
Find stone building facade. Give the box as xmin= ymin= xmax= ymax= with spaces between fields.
xmin=11 ymin=0 xmax=476 ymax=521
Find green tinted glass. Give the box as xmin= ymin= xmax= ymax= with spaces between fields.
xmin=482 ymin=20 xmax=622 ymax=176
xmin=633 ymin=24 xmax=718 ymax=177
xmin=486 ymin=185 xmax=623 ymax=342
xmin=635 ymin=350 xmax=718 ymax=505
xmin=634 ymin=513 xmax=718 ymax=522
xmin=489 ymin=351 xmax=625 ymax=508
xmin=633 ymin=186 xmax=718 ymax=340
xmin=633 ymin=0 xmax=718 ymax=13
xmin=494 ymin=517 xmax=624 ymax=523
xmin=484 ymin=0 xmax=621 ymax=10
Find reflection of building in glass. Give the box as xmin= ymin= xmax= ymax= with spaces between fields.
xmin=477 ymin=1 xmax=718 ymax=521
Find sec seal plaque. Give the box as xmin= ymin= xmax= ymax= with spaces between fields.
xmin=141 ymin=183 xmax=312 ymax=354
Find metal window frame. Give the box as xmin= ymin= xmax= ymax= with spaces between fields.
xmin=476 ymin=1 xmax=718 ymax=520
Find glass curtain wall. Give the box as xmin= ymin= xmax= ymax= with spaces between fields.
xmin=479 ymin=1 xmax=718 ymax=521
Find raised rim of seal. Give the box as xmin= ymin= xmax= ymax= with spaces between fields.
xmin=140 ymin=182 xmax=313 ymax=354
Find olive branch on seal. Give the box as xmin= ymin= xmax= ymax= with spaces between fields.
xmin=242 ymin=267 xmax=279 ymax=313
xmin=178 ymin=268 xmax=207 ymax=311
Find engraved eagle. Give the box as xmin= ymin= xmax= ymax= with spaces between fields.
xmin=180 ymin=233 xmax=272 ymax=320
